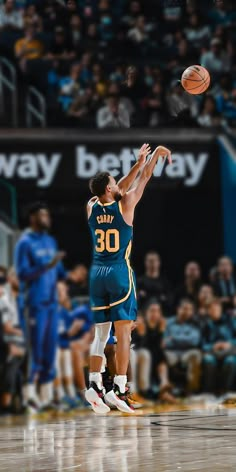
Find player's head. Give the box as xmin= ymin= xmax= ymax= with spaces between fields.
xmin=28 ymin=202 xmax=51 ymax=231
xmin=89 ymin=172 xmax=122 ymax=201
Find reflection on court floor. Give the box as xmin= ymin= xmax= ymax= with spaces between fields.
xmin=0 ymin=404 xmax=236 ymax=471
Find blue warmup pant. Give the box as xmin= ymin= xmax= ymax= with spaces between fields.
xmin=28 ymin=303 xmax=58 ymax=384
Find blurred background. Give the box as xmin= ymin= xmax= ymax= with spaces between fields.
xmin=1 ymin=0 xmax=236 ymax=413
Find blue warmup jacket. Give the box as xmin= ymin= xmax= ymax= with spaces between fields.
xmin=70 ymin=304 xmax=94 ymax=340
xmin=164 ymin=316 xmax=201 ymax=351
xmin=58 ymin=304 xmax=94 ymax=348
xmin=15 ymin=230 xmax=65 ymax=306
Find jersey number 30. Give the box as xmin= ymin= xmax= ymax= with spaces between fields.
xmin=95 ymin=229 xmax=120 ymax=253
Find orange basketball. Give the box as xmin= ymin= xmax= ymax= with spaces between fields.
xmin=181 ymin=65 xmax=210 ymax=95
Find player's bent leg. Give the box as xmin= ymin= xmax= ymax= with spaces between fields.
xmin=85 ymin=321 xmax=112 ymax=414
xmin=105 ymin=320 xmax=135 ymax=413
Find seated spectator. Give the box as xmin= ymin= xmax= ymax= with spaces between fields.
xmin=174 ymin=261 xmax=202 ymax=307
xmin=96 ymin=94 xmax=130 ymax=128
xmin=81 ymin=22 xmax=99 ymax=53
xmin=55 ymin=282 xmax=92 ymax=407
xmin=58 ymin=62 xmax=81 ymax=112
xmin=107 ymin=81 xmax=134 ymax=117
xmin=200 ymin=38 xmax=231 ymax=75
xmin=137 ymin=251 xmax=172 ymax=314
xmin=67 ymin=86 xmax=99 ymax=126
xmin=122 ymin=1 xmax=143 ymax=28
xmin=167 ymin=38 xmax=196 ymax=76
xmin=197 ymin=95 xmax=227 ymax=128
xmin=122 ymin=65 xmax=147 ymax=109
xmin=79 ymin=52 xmax=93 ymax=86
xmin=208 ymin=0 xmax=236 ymax=27
xmin=166 ymin=81 xmax=198 ymax=121
xmin=46 ymin=25 xmax=76 ymax=60
xmin=14 ymin=25 xmax=44 ymax=72
xmin=98 ymin=12 xmax=114 ymax=43
xmin=184 ymin=12 xmax=210 ymax=50
xmin=202 ymin=299 xmax=236 ymax=394
xmin=212 ymin=256 xmax=236 ymax=310
xmin=69 ymin=13 xmax=82 ymax=50
xmin=145 ymin=81 xmax=166 ymax=127
xmin=92 ymin=63 xmax=107 ymax=97
xmin=131 ymin=303 xmax=176 ymax=402
xmin=128 ymin=15 xmax=148 ymax=44
xmin=23 ymin=4 xmax=42 ymax=32
xmin=0 ymin=0 xmax=23 ymax=31
xmin=164 ymin=300 xmax=201 ymax=393
xmin=67 ymin=264 xmax=88 ymax=299
xmin=195 ymin=285 xmax=214 ymax=330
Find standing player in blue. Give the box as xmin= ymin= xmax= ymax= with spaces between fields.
xmin=85 ymin=143 xmax=172 ymax=413
xmin=15 ymin=203 xmax=66 ymax=411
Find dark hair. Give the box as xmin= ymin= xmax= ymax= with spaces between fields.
xmin=178 ymin=298 xmax=194 ymax=308
xmin=28 ymin=202 xmax=49 ymax=217
xmin=89 ymin=172 xmax=110 ymax=196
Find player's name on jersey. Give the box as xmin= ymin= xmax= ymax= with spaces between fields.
xmin=97 ymin=215 xmax=114 ymax=224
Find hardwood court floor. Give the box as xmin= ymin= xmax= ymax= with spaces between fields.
xmin=0 ymin=402 xmax=236 ymax=472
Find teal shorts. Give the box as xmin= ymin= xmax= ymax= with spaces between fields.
xmin=90 ymin=262 xmax=137 ymax=324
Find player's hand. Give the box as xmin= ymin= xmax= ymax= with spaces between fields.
xmin=137 ymin=143 xmax=151 ymax=166
xmin=154 ymin=145 xmax=172 ymax=164
xmin=48 ymin=251 xmax=66 ymax=268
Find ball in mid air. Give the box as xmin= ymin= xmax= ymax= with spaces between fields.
xmin=181 ymin=65 xmax=210 ymax=95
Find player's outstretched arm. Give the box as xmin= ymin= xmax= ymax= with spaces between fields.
xmin=117 ymin=143 xmax=151 ymax=194
xmin=123 ymin=145 xmax=172 ymax=207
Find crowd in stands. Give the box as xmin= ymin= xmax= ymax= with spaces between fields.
xmin=1 ymin=244 xmax=236 ymax=414
xmin=0 ymin=0 xmax=236 ymax=128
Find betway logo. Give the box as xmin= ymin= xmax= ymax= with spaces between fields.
xmin=76 ymin=147 xmax=209 ymax=187
xmin=0 ymin=147 xmax=209 ymax=187
xmin=0 ymin=153 xmax=61 ymax=187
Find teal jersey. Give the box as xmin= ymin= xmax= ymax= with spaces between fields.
xmin=88 ymin=200 xmax=133 ymax=265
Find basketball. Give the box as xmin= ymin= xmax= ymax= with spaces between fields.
xmin=181 ymin=65 xmax=210 ymax=95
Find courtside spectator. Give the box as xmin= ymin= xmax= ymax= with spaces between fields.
xmin=212 ymin=256 xmax=236 ymax=310
xmin=202 ymin=299 xmax=236 ymax=394
xmin=132 ymin=302 xmax=175 ymax=402
xmin=195 ymin=285 xmax=214 ymax=330
xmin=174 ymin=261 xmax=202 ymax=307
xmin=137 ymin=251 xmax=172 ymax=314
xmin=164 ymin=300 xmax=202 ymax=393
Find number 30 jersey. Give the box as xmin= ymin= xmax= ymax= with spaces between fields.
xmin=88 ymin=200 xmax=133 ymax=265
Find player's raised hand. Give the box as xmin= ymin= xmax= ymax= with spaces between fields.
xmin=137 ymin=143 xmax=151 ymax=165
xmin=153 ymin=145 xmax=172 ymax=164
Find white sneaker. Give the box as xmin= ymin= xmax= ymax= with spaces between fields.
xmin=85 ymin=384 xmax=110 ymax=414
xmin=105 ymin=387 xmax=135 ymax=414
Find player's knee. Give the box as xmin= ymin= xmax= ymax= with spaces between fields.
xmin=90 ymin=322 xmax=111 ymax=357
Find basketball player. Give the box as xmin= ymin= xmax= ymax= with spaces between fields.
xmin=85 ymin=143 xmax=172 ymax=413
xmin=15 ymin=203 xmax=66 ymax=411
